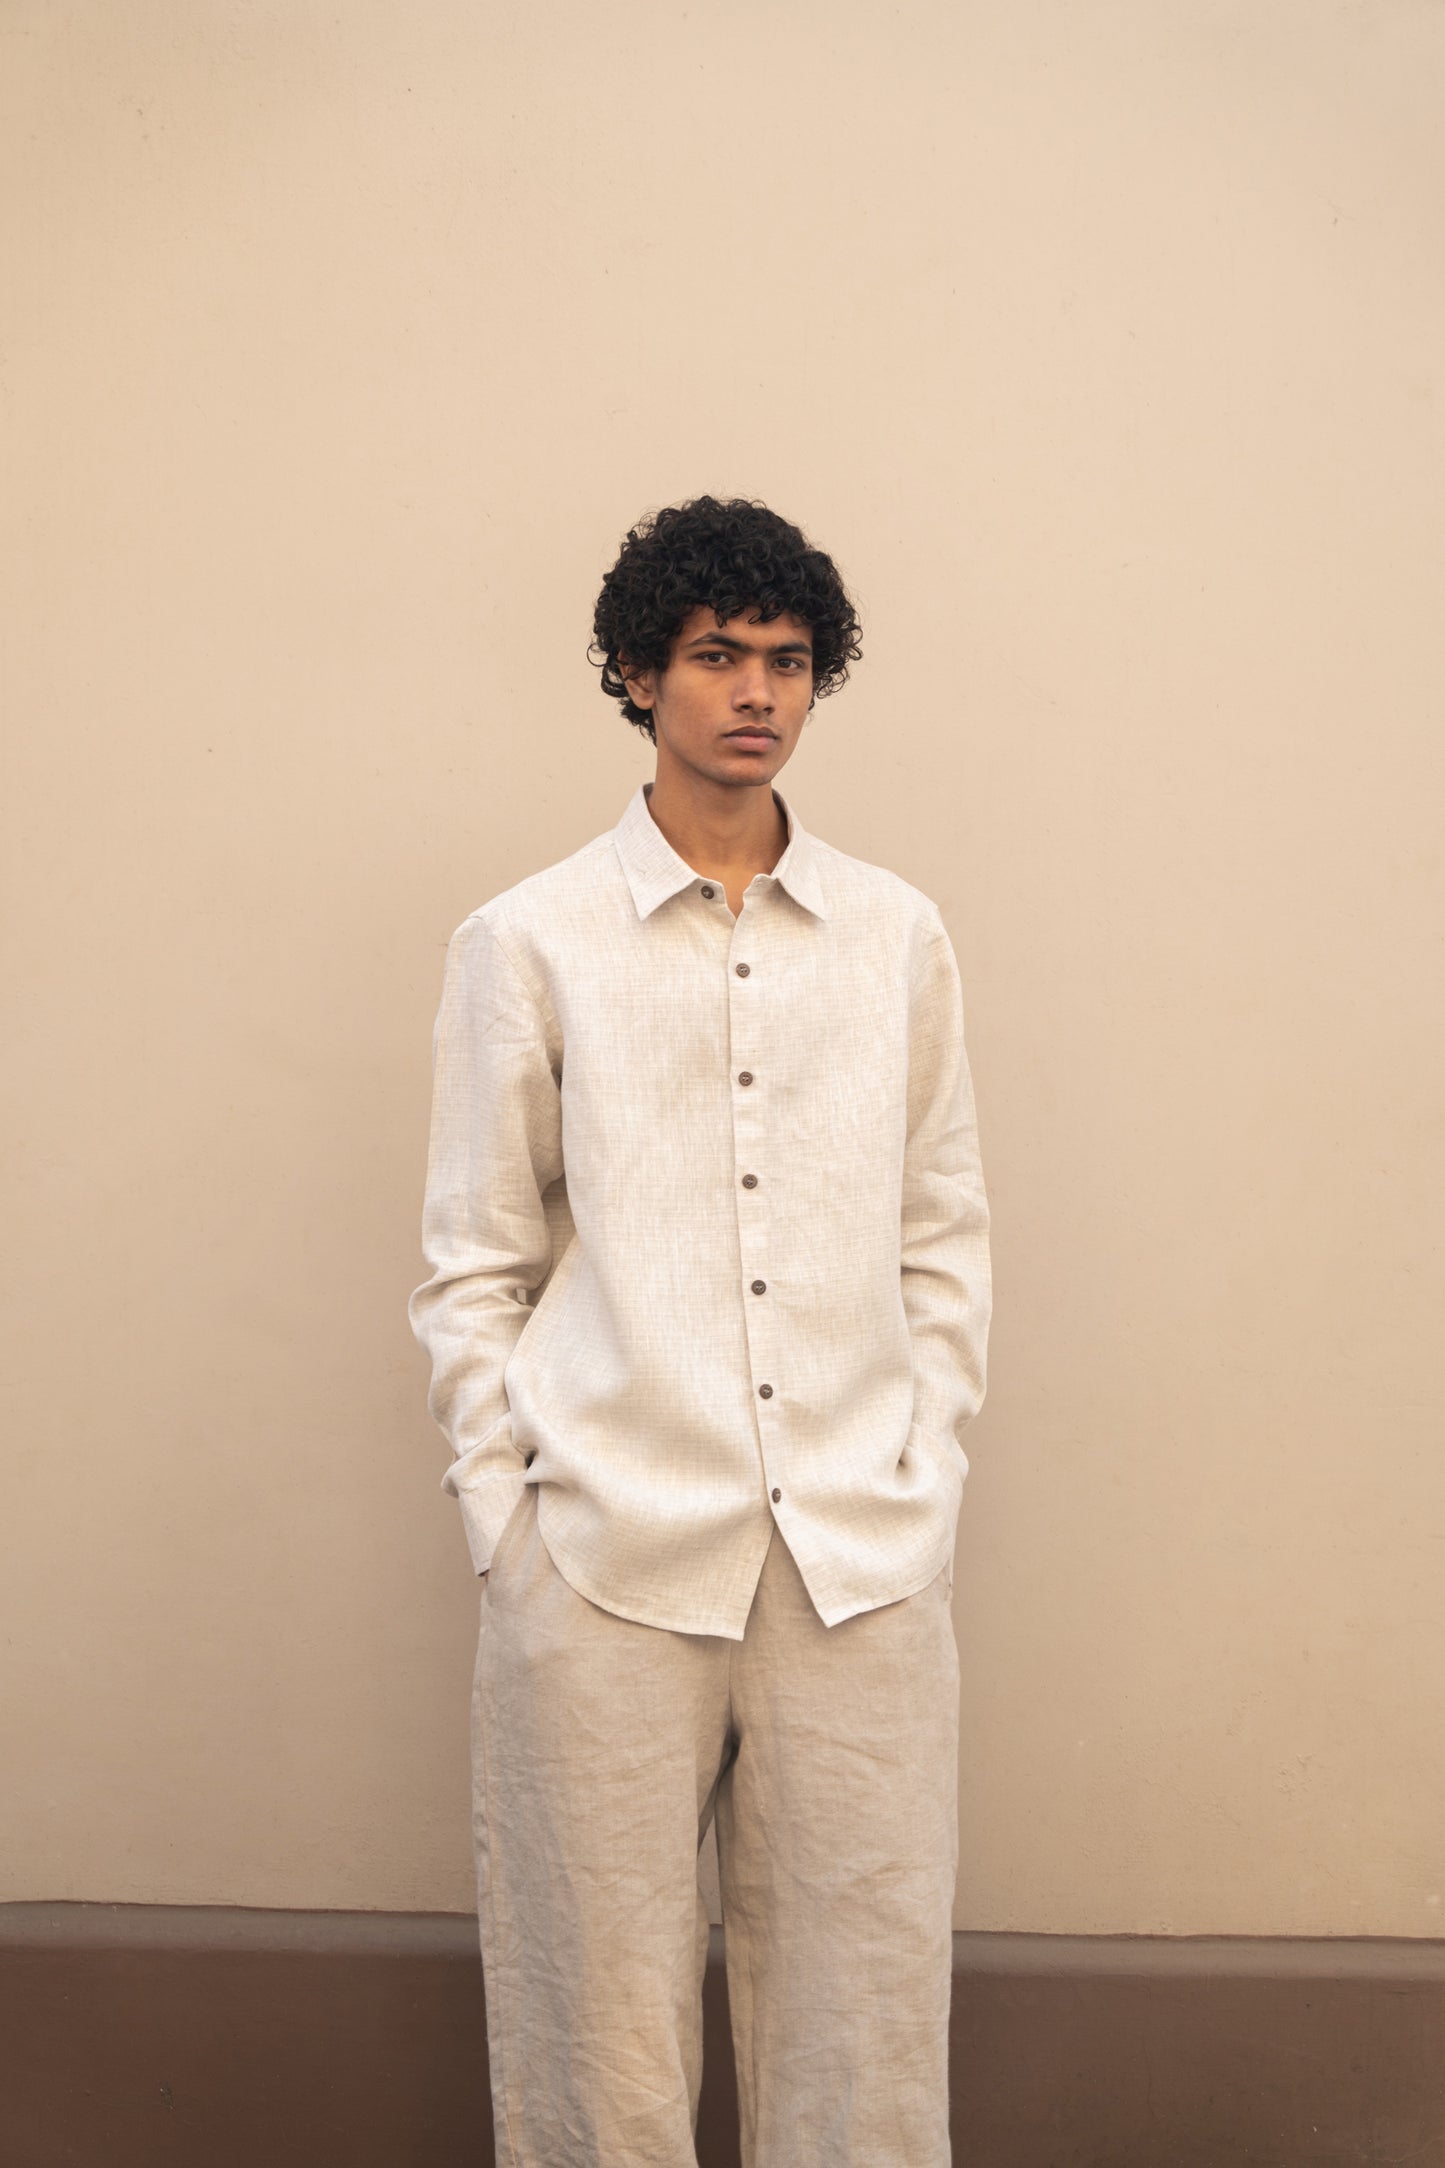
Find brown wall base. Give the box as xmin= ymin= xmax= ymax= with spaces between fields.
xmin=4 ymin=1905 xmax=1444 ymax=2167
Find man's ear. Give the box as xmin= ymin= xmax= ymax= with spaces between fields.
xmin=621 ymin=657 xmax=655 ymax=712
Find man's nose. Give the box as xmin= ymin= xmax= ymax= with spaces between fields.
xmin=733 ymin=662 xmax=774 ymax=711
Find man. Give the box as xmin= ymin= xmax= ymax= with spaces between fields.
xmin=408 ymin=495 xmax=991 ymax=2167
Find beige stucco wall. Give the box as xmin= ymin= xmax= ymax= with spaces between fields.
xmin=4 ymin=0 xmax=1442 ymax=1937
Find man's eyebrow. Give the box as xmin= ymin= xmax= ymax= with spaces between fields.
xmin=682 ymin=629 xmax=814 ymax=654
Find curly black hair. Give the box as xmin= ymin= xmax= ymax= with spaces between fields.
xmin=590 ymin=496 xmax=863 ymax=741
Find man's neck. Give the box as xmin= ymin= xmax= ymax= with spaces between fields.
xmin=644 ymin=768 xmax=787 ymax=886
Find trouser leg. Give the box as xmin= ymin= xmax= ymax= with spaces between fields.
xmin=715 ymin=1530 xmax=960 ymax=2168
xmin=471 ymin=1487 xmax=731 ymax=2168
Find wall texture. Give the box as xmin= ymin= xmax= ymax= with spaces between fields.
xmin=3 ymin=0 xmax=1442 ymax=1936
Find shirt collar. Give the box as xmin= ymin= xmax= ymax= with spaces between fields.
xmin=613 ymin=779 xmax=829 ymax=923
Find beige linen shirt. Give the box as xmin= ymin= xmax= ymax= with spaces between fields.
xmin=408 ymin=779 xmax=991 ymax=1638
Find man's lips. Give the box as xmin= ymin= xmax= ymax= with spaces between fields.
xmin=725 ymin=728 xmax=777 ymax=741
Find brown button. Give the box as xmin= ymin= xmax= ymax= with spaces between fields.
xmin=738 ymin=1070 xmax=753 ymax=1086
xmin=751 ymin=1280 xmax=766 ymax=1295
xmin=741 ymin=1174 xmax=758 ymax=1189
xmin=771 ymin=1488 xmax=781 ymax=1504
xmin=700 ymin=884 xmax=715 ymax=898
xmin=758 ymin=1383 xmax=773 ymax=1399
xmin=735 ymin=962 xmax=750 ymax=976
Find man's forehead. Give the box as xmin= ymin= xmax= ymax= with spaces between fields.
xmin=677 ymin=604 xmax=813 ymax=648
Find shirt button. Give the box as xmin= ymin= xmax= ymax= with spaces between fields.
xmin=700 ymin=884 xmax=715 ymax=899
xmin=758 ymin=1383 xmax=773 ymax=1398
xmin=741 ymin=1174 xmax=758 ymax=1189
xmin=751 ymin=1280 xmax=766 ymax=1295
xmin=771 ymin=1488 xmax=781 ymax=1504
xmin=738 ymin=1070 xmax=753 ymax=1086
xmin=735 ymin=962 xmax=750 ymax=976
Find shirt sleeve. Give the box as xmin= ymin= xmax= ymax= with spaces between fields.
xmin=901 ymin=914 xmax=993 ymax=1459
xmin=407 ymin=912 xmax=564 ymax=1574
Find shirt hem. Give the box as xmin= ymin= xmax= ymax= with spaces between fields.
xmin=785 ymin=1536 xmax=958 ymax=1628
xmin=536 ymin=1503 xmax=772 ymax=1641
xmin=536 ymin=1496 xmax=956 ymax=1639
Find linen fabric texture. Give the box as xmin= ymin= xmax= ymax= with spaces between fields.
xmin=473 ymin=1483 xmax=960 ymax=2168
xmin=408 ymin=779 xmax=992 ymax=1638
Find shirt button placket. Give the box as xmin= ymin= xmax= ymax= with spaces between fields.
xmin=728 ymin=902 xmax=780 ymax=1512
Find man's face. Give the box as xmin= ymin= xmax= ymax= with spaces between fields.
xmin=624 ymin=604 xmax=815 ymax=790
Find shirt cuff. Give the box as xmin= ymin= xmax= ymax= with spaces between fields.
xmin=910 ymin=1417 xmax=971 ymax=1487
xmin=454 ymin=1472 xmax=529 ymax=1577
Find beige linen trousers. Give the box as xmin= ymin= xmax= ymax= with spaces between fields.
xmin=471 ymin=1484 xmax=960 ymax=2168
